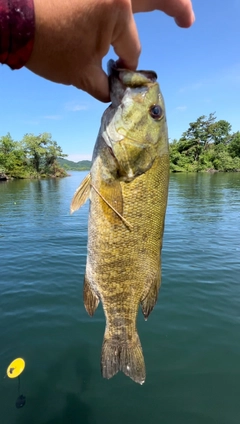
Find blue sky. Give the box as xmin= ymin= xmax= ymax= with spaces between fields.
xmin=1 ymin=0 xmax=240 ymax=161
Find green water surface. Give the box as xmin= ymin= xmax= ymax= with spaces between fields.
xmin=0 ymin=172 xmax=240 ymax=424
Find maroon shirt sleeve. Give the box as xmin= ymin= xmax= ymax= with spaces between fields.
xmin=0 ymin=0 xmax=35 ymax=69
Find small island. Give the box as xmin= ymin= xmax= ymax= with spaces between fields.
xmin=0 ymin=132 xmax=92 ymax=180
xmin=1 ymin=113 xmax=240 ymax=180
xmin=0 ymin=132 xmax=68 ymax=180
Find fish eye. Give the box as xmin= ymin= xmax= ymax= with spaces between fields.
xmin=149 ymin=105 xmax=162 ymax=120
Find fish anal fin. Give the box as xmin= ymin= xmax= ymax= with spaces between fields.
xmin=101 ymin=332 xmax=146 ymax=385
xmin=141 ymin=270 xmax=161 ymax=320
xmin=83 ymin=275 xmax=99 ymax=316
xmin=70 ymin=173 xmax=91 ymax=214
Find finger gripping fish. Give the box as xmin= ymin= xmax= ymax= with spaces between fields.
xmin=71 ymin=60 xmax=169 ymax=384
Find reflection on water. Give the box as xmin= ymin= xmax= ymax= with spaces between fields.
xmin=0 ymin=172 xmax=240 ymax=424
xmin=169 ymin=172 xmax=240 ymax=223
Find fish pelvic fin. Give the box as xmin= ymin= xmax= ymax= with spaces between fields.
xmin=141 ymin=269 xmax=161 ymax=320
xmin=83 ymin=275 xmax=99 ymax=316
xmin=101 ymin=332 xmax=146 ymax=385
xmin=70 ymin=173 xmax=91 ymax=214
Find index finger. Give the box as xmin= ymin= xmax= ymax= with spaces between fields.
xmin=112 ymin=8 xmax=141 ymax=70
xmin=132 ymin=0 xmax=195 ymax=28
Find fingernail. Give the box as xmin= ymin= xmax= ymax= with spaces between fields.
xmin=191 ymin=11 xmax=196 ymax=24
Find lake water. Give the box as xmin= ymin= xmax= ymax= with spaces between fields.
xmin=0 ymin=171 xmax=240 ymax=424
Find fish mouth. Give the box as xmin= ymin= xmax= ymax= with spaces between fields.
xmin=107 ymin=60 xmax=157 ymax=106
xmin=108 ymin=59 xmax=157 ymax=88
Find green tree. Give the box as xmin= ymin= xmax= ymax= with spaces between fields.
xmin=228 ymin=132 xmax=240 ymax=158
xmin=180 ymin=113 xmax=217 ymax=162
xmin=22 ymin=133 xmax=67 ymax=175
xmin=44 ymin=139 xmax=67 ymax=175
xmin=0 ymin=132 xmax=67 ymax=178
xmin=212 ymin=144 xmax=240 ymax=171
xmin=22 ymin=133 xmax=47 ymax=174
xmin=172 ymin=113 xmax=237 ymax=172
xmin=0 ymin=133 xmax=27 ymax=176
xmin=208 ymin=119 xmax=232 ymax=145
xmin=0 ymin=132 xmax=16 ymax=155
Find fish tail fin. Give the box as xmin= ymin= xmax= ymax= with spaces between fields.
xmin=101 ymin=332 xmax=146 ymax=385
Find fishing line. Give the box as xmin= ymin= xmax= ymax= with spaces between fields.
xmin=91 ymin=183 xmax=133 ymax=231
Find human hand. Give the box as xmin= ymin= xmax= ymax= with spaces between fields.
xmin=132 ymin=0 xmax=195 ymax=28
xmin=26 ymin=0 xmax=194 ymax=102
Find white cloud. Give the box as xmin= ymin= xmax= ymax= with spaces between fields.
xmin=43 ymin=115 xmax=62 ymax=120
xmin=176 ymin=106 xmax=187 ymax=111
xmin=67 ymin=153 xmax=92 ymax=162
xmin=65 ymin=101 xmax=89 ymax=112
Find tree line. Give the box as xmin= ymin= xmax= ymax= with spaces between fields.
xmin=170 ymin=113 xmax=240 ymax=172
xmin=1 ymin=114 xmax=240 ymax=179
xmin=0 ymin=133 xmax=67 ymax=179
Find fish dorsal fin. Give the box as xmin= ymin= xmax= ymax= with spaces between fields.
xmin=91 ymin=181 xmax=132 ymax=231
xmin=70 ymin=173 xmax=91 ymax=214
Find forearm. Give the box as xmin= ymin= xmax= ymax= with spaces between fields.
xmin=0 ymin=0 xmax=34 ymax=69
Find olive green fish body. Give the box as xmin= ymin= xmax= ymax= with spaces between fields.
xmin=71 ymin=61 xmax=169 ymax=384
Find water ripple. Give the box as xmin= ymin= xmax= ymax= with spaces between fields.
xmin=0 ymin=172 xmax=240 ymax=424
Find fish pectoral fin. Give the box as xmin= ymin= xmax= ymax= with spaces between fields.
xmin=141 ymin=269 xmax=161 ymax=320
xmin=101 ymin=332 xmax=145 ymax=385
xmin=70 ymin=173 xmax=91 ymax=214
xmin=83 ymin=275 xmax=99 ymax=316
xmin=91 ymin=180 xmax=132 ymax=230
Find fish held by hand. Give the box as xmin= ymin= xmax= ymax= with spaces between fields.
xmin=71 ymin=60 xmax=169 ymax=384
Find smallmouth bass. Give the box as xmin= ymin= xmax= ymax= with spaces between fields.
xmin=71 ymin=60 xmax=169 ymax=384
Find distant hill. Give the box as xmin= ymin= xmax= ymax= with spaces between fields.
xmin=57 ymin=158 xmax=91 ymax=171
